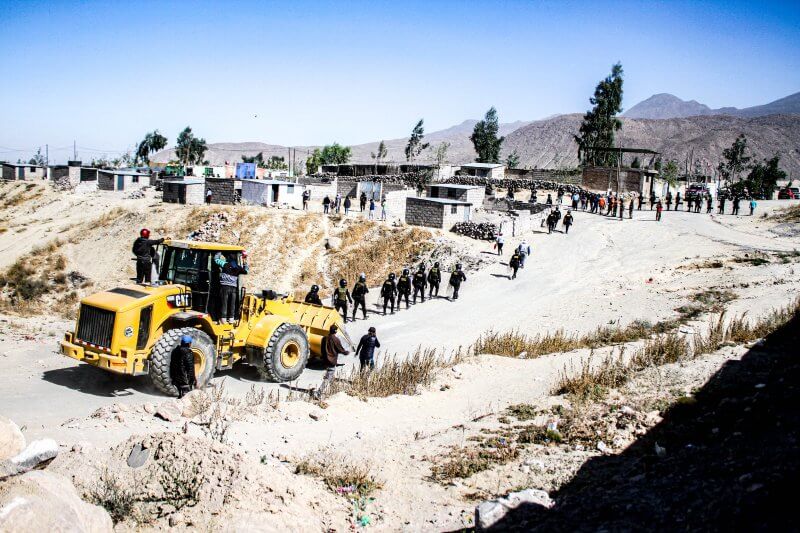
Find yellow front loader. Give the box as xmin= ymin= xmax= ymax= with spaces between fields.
xmin=60 ymin=240 xmax=349 ymax=395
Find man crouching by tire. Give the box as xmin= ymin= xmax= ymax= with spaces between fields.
xmin=170 ymin=335 xmax=197 ymax=398
xmin=314 ymin=325 xmax=349 ymax=400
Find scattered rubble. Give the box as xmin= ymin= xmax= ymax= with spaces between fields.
xmin=187 ymin=212 xmax=229 ymax=241
xmin=451 ymin=221 xmax=498 ymax=241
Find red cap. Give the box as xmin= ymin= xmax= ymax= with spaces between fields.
xmin=140 ymin=228 xmax=150 ymax=238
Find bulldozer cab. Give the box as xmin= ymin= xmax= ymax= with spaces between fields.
xmin=156 ymin=241 xmax=245 ymax=320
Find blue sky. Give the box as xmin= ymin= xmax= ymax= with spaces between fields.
xmin=1 ymin=0 xmax=799 ymax=163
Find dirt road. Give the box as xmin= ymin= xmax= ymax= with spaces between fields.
xmin=0 ymin=201 xmax=798 ymax=443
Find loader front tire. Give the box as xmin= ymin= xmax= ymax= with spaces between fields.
xmin=261 ymin=323 xmax=310 ymax=382
xmin=149 ymin=327 xmax=216 ymax=396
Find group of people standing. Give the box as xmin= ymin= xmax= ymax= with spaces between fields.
xmin=304 ymin=262 xmax=468 ymax=322
xmin=319 ymin=191 xmax=387 ymax=221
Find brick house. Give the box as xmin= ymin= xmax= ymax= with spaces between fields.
xmin=162 ymin=178 xmax=206 ymax=205
xmin=427 ymin=183 xmax=485 ymax=205
xmin=97 ymin=169 xmax=151 ymax=191
xmin=405 ymin=197 xmax=473 ymax=229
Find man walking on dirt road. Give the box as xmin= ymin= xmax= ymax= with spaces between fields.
xmin=352 ymin=273 xmax=369 ymax=320
xmin=356 ymin=326 xmax=381 ymax=370
xmin=427 ymin=262 xmax=441 ymax=298
xmin=449 ymin=264 xmax=467 ymax=300
xmin=315 ymin=325 xmax=349 ymax=399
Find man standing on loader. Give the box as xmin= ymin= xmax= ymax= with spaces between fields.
xmin=381 ymin=273 xmax=397 ymax=315
xmin=352 ymin=273 xmax=369 ymax=321
xmin=448 ymin=263 xmax=467 ymax=300
xmin=216 ymin=252 xmax=249 ymax=323
xmin=332 ymin=279 xmax=352 ymax=322
xmin=412 ymin=264 xmax=427 ymax=303
xmin=397 ymin=268 xmax=412 ymax=309
xmin=169 ymin=335 xmax=196 ymax=398
xmin=428 ymin=262 xmax=441 ymax=297
xmin=132 ymin=228 xmax=165 ymax=283
xmin=305 ymin=284 xmax=322 ymax=305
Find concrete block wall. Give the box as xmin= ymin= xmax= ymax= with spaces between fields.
xmin=465 ymin=188 xmax=485 ymax=206
xmin=185 ymin=183 xmax=205 ymax=204
xmin=98 ymin=171 xmax=115 ymax=190
xmin=405 ymin=197 xmax=445 ymax=229
xmin=582 ymin=167 xmax=644 ymax=193
xmin=162 ymin=181 xmax=183 ymax=203
xmin=442 ymin=203 xmax=471 ymax=229
xmin=382 ymin=189 xmax=414 ymax=221
xmin=205 ymin=178 xmax=237 ymax=205
xmin=1 ymin=165 xmax=13 ymax=181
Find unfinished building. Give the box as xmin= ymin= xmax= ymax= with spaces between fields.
xmin=405 ymin=197 xmax=472 ymax=229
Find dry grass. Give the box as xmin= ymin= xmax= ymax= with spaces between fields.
xmin=475 ymin=289 xmax=736 ymax=359
xmin=295 ymin=452 xmax=382 ymax=498
xmin=553 ymin=350 xmax=631 ymax=401
xmin=326 ymin=220 xmax=433 ymax=290
xmin=429 ymin=438 xmax=519 ymax=483
xmin=0 ymin=238 xmax=86 ymax=316
xmin=774 ymin=204 xmax=800 ymax=222
xmin=327 ymin=347 xmax=464 ymax=398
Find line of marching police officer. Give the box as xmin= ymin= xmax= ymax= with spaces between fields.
xmin=302 ymin=262 xmax=468 ymax=322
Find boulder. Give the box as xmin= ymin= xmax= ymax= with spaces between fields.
xmin=9 ymin=439 xmax=59 ymax=472
xmin=475 ymin=488 xmax=553 ymax=530
xmin=0 ymin=416 xmax=25 ymax=462
xmin=0 ymin=470 xmax=113 ymax=532
xmin=155 ymin=399 xmax=184 ymax=422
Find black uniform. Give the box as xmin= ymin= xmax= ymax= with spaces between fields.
xmin=427 ymin=267 xmax=441 ymax=297
xmin=131 ymin=236 xmax=164 ymax=283
xmin=169 ymin=345 xmax=196 ymax=398
xmin=397 ymin=273 xmax=412 ymax=309
xmin=732 ymin=197 xmax=740 ymax=215
xmin=509 ymin=252 xmax=521 ymax=279
xmin=563 ymin=213 xmax=574 ymax=234
xmin=449 ymin=269 xmax=467 ymax=300
xmin=412 ymin=270 xmax=427 ymax=303
xmin=305 ymin=291 xmax=322 ymax=305
xmin=333 ymin=286 xmax=352 ymax=322
xmin=381 ymin=278 xmax=397 ymax=314
xmin=356 ymin=333 xmax=381 ymax=370
xmin=352 ymin=280 xmax=369 ymax=320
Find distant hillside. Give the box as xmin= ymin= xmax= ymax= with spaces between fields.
xmin=503 ymin=113 xmax=800 ymax=176
xmin=624 ymin=91 xmax=800 ymax=119
xmin=152 ymin=109 xmax=800 ymax=177
xmin=151 ymin=120 xmax=532 ymax=167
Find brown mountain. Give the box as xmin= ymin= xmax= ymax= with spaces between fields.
xmin=152 ymin=114 xmax=800 ymax=177
xmin=502 ymin=113 xmax=800 ymax=176
xmin=623 ymin=91 xmax=800 ymax=120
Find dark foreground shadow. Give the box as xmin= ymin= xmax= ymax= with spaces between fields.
xmin=491 ymin=309 xmax=799 ymax=531
xmin=42 ymin=364 xmax=155 ymax=397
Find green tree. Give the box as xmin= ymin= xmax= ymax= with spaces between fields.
xmin=574 ymin=63 xmax=624 ymax=166
xmin=267 ymin=156 xmax=288 ymax=170
xmin=470 ymin=107 xmax=504 ymax=163
xmin=28 ymin=147 xmax=46 ymax=166
xmin=320 ymin=143 xmax=351 ymax=165
xmin=506 ymin=149 xmax=520 ymax=169
xmin=135 ymin=130 xmax=168 ymax=166
xmin=371 ymin=140 xmax=388 ymax=173
xmin=630 ymin=156 xmax=641 ymax=168
xmin=241 ymin=152 xmax=263 ymax=165
xmin=662 ymin=159 xmax=680 ymax=188
xmin=717 ymin=134 xmax=751 ymax=185
xmin=733 ymin=154 xmax=786 ymax=199
xmin=434 ymin=141 xmax=450 ymax=167
xmin=405 ymin=119 xmax=430 ymax=162
xmin=175 ymin=127 xmax=207 ymax=166
xmin=306 ymin=149 xmax=322 ymax=175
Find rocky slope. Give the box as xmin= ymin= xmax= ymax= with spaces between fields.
xmin=502 ymin=113 xmax=800 ymax=175
xmin=624 ymin=91 xmax=800 ymax=119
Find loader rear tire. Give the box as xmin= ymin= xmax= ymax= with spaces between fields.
xmin=261 ymin=323 xmax=309 ymax=382
xmin=149 ymin=327 xmax=216 ymax=396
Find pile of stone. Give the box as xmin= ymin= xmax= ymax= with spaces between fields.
xmin=445 ymin=176 xmax=586 ymax=195
xmin=52 ymin=175 xmax=74 ymax=192
xmin=451 ymin=221 xmax=498 ymax=241
xmin=187 ymin=212 xmax=229 ymax=241
xmin=124 ymin=187 xmax=149 ymax=200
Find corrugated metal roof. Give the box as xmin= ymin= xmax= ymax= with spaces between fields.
xmin=430 ymin=184 xmax=483 ymax=190
xmin=460 ymin=163 xmax=504 ymax=169
xmin=413 ymin=197 xmax=472 ymax=206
